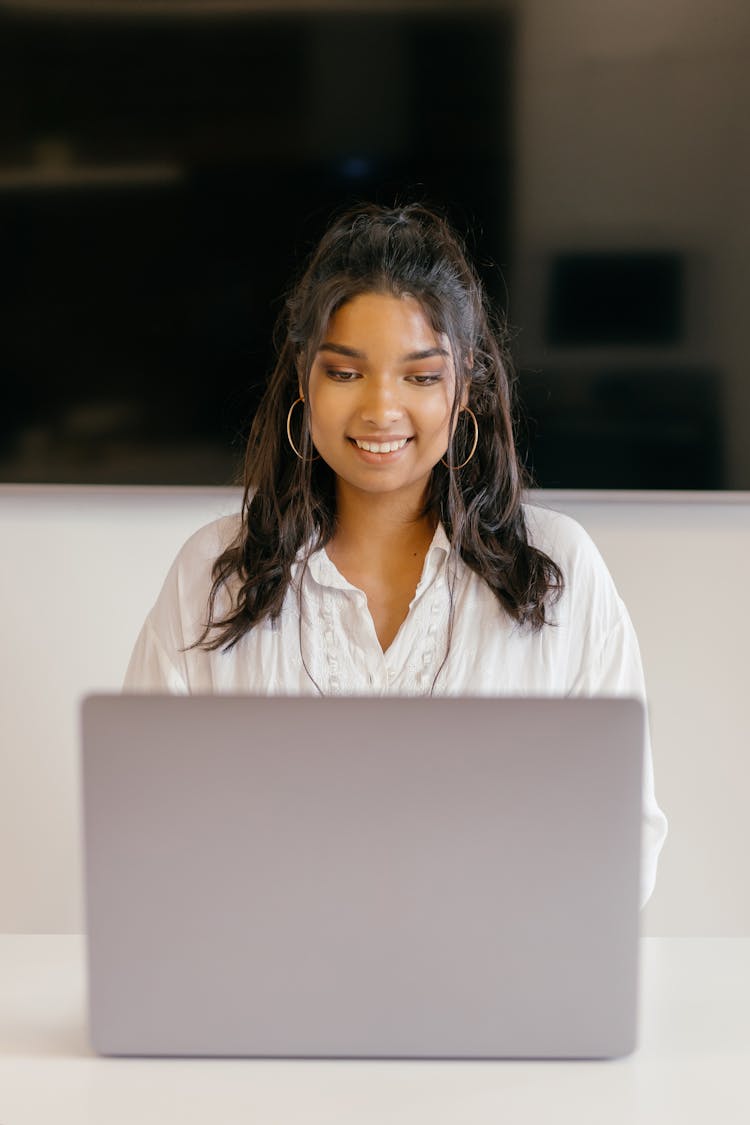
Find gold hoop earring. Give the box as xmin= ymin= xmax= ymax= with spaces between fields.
xmin=286 ymin=397 xmax=319 ymax=462
xmin=441 ymin=407 xmax=478 ymax=470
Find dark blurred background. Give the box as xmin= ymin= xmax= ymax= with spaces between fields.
xmin=1 ymin=0 xmax=747 ymax=489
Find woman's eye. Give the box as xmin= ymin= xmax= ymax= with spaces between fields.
xmin=326 ymin=369 xmax=360 ymax=382
xmin=407 ymin=372 xmax=443 ymax=385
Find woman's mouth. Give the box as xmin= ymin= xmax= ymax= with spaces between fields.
xmin=351 ymin=437 xmax=411 ymax=454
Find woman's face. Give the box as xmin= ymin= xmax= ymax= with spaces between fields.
xmin=306 ymin=292 xmax=458 ymax=506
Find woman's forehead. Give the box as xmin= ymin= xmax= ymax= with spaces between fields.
xmin=321 ymin=292 xmax=451 ymax=352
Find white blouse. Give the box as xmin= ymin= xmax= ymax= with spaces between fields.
xmin=124 ymin=503 xmax=668 ymax=905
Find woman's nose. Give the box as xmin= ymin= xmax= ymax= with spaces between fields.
xmin=359 ymin=379 xmax=403 ymax=425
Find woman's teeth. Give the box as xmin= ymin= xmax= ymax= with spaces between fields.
xmin=354 ymin=438 xmax=409 ymax=453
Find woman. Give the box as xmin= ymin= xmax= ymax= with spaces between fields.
xmin=125 ymin=202 xmax=667 ymax=903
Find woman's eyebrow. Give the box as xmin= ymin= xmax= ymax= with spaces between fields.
xmin=402 ymin=347 xmax=449 ymax=361
xmin=317 ymin=343 xmax=448 ymax=361
xmin=318 ymin=342 xmax=366 ymax=358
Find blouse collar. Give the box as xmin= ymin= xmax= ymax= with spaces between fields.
xmin=303 ymin=522 xmax=452 ymax=594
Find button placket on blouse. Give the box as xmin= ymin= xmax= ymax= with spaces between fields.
xmin=311 ymin=537 xmax=453 ymax=695
xmin=323 ymin=586 xmax=389 ymax=693
xmin=418 ymin=585 xmax=445 ymax=692
xmin=381 ymin=574 xmax=447 ymax=694
xmin=355 ymin=595 xmax=388 ymax=692
xmin=321 ymin=595 xmax=341 ymax=694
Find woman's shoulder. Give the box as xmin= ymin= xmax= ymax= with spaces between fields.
xmin=158 ymin=512 xmax=243 ymax=611
xmin=125 ymin=513 xmax=244 ymax=690
xmin=521 ymin=502 xmax=620 ymax=608
xmin=522 ymin=502 xmax=597 ymax=560
xmin=171 ymin=512 xmax=243 ymax=571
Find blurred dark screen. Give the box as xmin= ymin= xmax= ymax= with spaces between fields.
xmin=546 ymin=253 xmax=684 ymax=348
xmin=0 ymin=4 xmax=510 ymax=485
xmin=0 ymin=2 xmax=744 ymax=491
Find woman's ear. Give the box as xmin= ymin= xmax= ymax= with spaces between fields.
xmin=295 ymin=355 xmax=305 ymax=402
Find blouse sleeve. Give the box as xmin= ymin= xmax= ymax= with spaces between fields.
xmin=539 ymin=508 xmax=669 ymax=910
xmin=123 ymin=614 xmax=189 ymax=694
xmin=575 ymin=606 xmax=668 ymax=908
xmin=121 ymin=515 xmax=238 ymax=693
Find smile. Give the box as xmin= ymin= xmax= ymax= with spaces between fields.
xmin=352 ymin=438 xmax=410 ymax=453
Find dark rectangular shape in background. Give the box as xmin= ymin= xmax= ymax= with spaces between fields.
xmin=0 ymin=5 xmax=511 ymax=486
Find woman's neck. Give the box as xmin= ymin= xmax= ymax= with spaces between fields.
xmin=326 ymin=484 xmax=439 ymax=651
xmin=329 ymin=484 xmax=437 ymax=569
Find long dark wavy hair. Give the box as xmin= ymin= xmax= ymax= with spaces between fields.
xmin=194 ymin=202 xmax=563 ymax=658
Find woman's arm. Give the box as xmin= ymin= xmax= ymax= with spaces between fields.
xmin=123 ymin=614 xmax=189 ymax=694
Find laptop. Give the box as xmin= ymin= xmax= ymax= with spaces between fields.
xmin=80 ymin=694 xmax=644 ymax=1059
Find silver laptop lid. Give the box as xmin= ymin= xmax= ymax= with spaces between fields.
xmin=81 ymin=695 xmax=644 ymax=1059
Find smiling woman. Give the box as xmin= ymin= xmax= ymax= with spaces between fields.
xmin=308 ymin=294 xmax=456 ymax=502
xmin=123 ymin=202 xmax=667 ymax=904
xmin=161 ymin=202 xmax=566 ymax=661
xmin=305 ymin=291 xmax=462 ymax=650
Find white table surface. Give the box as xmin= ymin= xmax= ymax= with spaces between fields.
xmin=1 ymin=935 xmax=749 ymax=1125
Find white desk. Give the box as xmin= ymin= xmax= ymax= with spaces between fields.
xmin=1 ymin=936 xmax=748 ymax=1125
